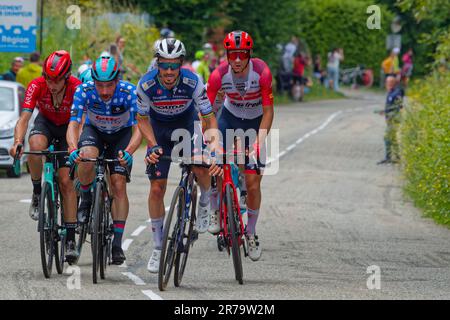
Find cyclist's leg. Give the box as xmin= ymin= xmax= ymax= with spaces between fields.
xmin=146 ymin=119 xmax=172 ymax=270
xmin=28 ymin=115 xmax=50 ymax=188
xmin=49 ymin=124 xmax=78 ymax=250
xmin=52 ymin=124 xmax=77 ymax=226
xmin=27 ymin=115 xmax=50 ymax=219
xmin=76 ymin=125 xmax=101 ymax=222
xmin=77 ymin=125 xmax=101 ymax=186
xmin=104 ymin=127 xmax=133 ymax=252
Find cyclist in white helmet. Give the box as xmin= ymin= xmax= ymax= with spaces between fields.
xmin=137 ymin=38 xmax=222 ymax=273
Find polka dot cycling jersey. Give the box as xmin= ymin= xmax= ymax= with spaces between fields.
xmin=70 ymin=81 xmax=137 ymax=134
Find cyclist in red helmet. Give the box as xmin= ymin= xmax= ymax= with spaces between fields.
xmin=10 ymin=50 xmax=82 ymax=263
xmin=207 ymin=31 xmax=274 ymax=261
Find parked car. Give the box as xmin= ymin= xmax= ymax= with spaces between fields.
xmin=0 ymin=80 xmax=36 ymax=177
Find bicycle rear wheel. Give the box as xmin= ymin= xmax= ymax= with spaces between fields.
xmin=39 ymin=182 xmax=54 ymax=279
xmin=55 ymin=190 xmax=65 ymax=274
xmin=91 ymin=183 xmax=104 ymax=284
xmin=158 ymin=186 xmax=184 ymax=291
xmin=174 ymin=184 xmax=197 ymax=287
xmin=75 ymin=194 xmax=87 ymax=265
xmin=226 ymin=184 xmax=243 ymax=285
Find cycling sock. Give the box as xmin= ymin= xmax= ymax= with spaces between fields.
xmin=32 ymin=179 xmax=41 ymax=195
xmin=199 ymin=186 xmax=211 ymax=207
xmin=151 ymin=217 xmax=164 ymax=250
xmin=65 ymin=223 xmax=77 ymax=242
xmin=246 ymin=208 xmax=260 ymax=235
xmin=112 ymin=220 xmax=126 ymax=248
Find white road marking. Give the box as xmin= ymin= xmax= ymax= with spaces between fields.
xmin=122 ymin=239 xmax=133 ymax=251
xmin=131 ymin=225 xmax=147 ymax=237
xmin=121 ymin=272 xmax=146 ymax=286
xmin=142 ymin=290 xmax=163 ymax=300
xmin=20 ymin=199 xmax=32 ymax=204
xmin=119 ymin=261 xmax=128 ymax=268
xmin=267 ymin=111 xmax=342 ymax=165
xmin=286 ymin=144 xmax=296 ymax=151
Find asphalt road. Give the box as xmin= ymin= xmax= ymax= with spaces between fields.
xmin=2 ymin=89 xmax=450 ymax=300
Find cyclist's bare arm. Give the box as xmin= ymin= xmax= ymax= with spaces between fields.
xmin=137 ymin=115 xmax=158 ymax=148
xmin=258 ymin=105 xmax=274 ymax=146
xmin=202 ymin=113 xmax=221 ymax=153
xmin=10 ymin=111 xmax=32 ymax=157
xmin=67 ymin=121 xmax=80 ymax=152
xmin=124 ymin=124 xmax=143 ymax=155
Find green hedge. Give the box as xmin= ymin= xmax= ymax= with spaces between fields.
xmin=400 ymin=71 xmax=450 ymax=224
xmin=296 ymin=0 xmax=393 ymax=82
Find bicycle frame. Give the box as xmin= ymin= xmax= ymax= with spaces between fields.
xmin=220 ymin=163 xmax=245 ymax=248
xmin=176 ymin=164 xmax=196 ymax=250
xmin=43 ymin=145 xmax=58 ymax=202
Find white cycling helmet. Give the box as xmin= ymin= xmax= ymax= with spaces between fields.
xmin=156 ymin=38 xmax=186 ymax=60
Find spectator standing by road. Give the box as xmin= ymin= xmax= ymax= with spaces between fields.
xmin=325 ymin=48 xmax=344 ymax=91
xmin=16 ymin=52 xmax=42 ymax=88
xmin=401 ymin=48 xmax=414 ymax=87
xmin=313 ymin=54 xmax=325 ymax=84
xmin=377 ymin=75 xmax=404 ymax=165
xmin=1 ymin=57 xmax=24 ymax=82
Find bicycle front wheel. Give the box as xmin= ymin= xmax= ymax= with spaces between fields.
xmin=39 ymin=182 xmax=54 ymax=279
xmin=226 ymin=184 xmax=243 ymax=285
xmin=91 ymin=183 xmax=104 ymax=284
xmin=174 ymin=184 xmax=197 ymax=287
xmin=159 ymin=186 xmax=184 ymax=291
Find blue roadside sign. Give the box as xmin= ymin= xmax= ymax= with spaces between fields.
xmin=0 ymin=0 xmax=38 ymax=53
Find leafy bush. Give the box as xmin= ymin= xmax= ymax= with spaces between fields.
xmin=296 ymin=0 xmax=393 ymax=82
xmin=400 ymin=71 xmax=450 ymax=224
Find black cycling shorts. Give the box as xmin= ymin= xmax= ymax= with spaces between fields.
xmin=78 ymin=124 xmax=132 ymax=176
xmin=29 ymin=113 xmax=69 ymax=168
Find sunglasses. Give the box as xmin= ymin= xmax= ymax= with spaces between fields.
xmin=158 ymin=62 xmax=181 ymax=70
xmin=227 ymin=51 xmax=250 ymax=61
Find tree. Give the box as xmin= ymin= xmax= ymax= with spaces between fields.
xmin=130 ymin=0 xmax=225 ymax=58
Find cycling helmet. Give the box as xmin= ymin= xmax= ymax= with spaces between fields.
xmin=79 ymin=68 xmax=93 ymax=83
xmin=43 ymin=50 xmax=72 ymax=81
xmin=77 ymin=63 xmax=90 ymax=77
xmin=223 ymin=31 xmax=253 ymax=51
xmin=156 ymin=38 xmax=186 ymax=60
xmin=160 ymin=28 xmax=175 ymax=39
xmin=91 ymin=55 xmax=120 ymax=82
xmin=195 ymin=50 xmax=205 ymax=60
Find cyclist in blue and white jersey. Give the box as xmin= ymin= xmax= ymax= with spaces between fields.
xmin=136 ymin=38 xmax=221 ymax=273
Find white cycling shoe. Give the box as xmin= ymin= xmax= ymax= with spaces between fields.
xmin=195 ymin=204 xmax=210 ymax=234
xmin=147 ymin=249 xmax=161 ymax=273
xmin=246 ymin=234 xmax=262 ymax=261
xmin=208 ymin=210 xmax=221 ymax=234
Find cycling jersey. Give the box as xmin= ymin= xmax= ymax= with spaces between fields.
xmin=23 ymin=76 xmax=82 ymax=126
xmin=136 ymin=68 xmax=213 ymax=122
xmin=70 ymin=81 xmax=137 ymax=134
xmin=207 ymin=58 xmax=273 ymax=120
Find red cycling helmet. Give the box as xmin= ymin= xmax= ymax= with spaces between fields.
xmin=43 ymin=50 xmax=72 ymax=81
xmin=223 ymin=31 xmax=253 ymax=51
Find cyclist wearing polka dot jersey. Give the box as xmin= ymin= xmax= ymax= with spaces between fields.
xmin=71 ymin=80 xmax=137 ymax=134
xmin=67 ymin=55 xmax=143 ymax=265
